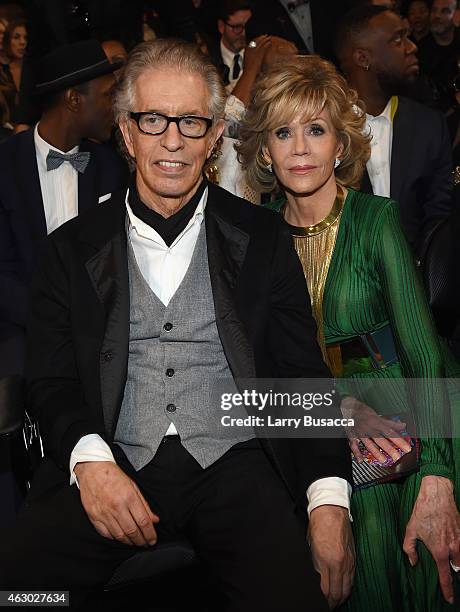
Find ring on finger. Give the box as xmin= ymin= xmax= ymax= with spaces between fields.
xmin=450 ymin=560 xmax=460 ymax=572
xmin=248 ymin=40 xmax=257 ymax=48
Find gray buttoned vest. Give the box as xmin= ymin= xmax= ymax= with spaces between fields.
xmin=114 ymin=222 xmax=254 ymax=470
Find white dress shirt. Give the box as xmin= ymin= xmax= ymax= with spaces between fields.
xmin=365 ymin=97 xmax=394 ymax=198
xmin=278 ymin=0 xmax=314 ymax=53
xmin=220 ymin=40 xmax=244 ymax=93
xmin=34 ymin=124 xmax=79 ymax=235
xmin=70 ymin=186 xmax=351 ymax=517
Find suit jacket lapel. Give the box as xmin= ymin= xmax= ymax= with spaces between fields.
xmin=83 ymin=185 xmax=257 ymax=435
xmin=78 ymin=140 xmax=97 ymax=214
xmin=205 ymin=186 xmax=256 ymax=380
xmin=390 ymin=97 xmax=415 ymax=202
xmin=82 ymin=191 xmax=129 ymax=438
xmin=13 ymin=129 xmax=47 ymax=244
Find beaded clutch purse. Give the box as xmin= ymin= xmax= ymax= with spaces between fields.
xmin=352 ymin=416 xmax=420 ymax=490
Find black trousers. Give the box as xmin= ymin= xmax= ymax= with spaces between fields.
xmin=0 ymin=438 xmax=328 ymax=611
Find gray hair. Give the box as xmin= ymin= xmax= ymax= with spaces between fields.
xmin=113 ymin=39 xmax=226 ymax=124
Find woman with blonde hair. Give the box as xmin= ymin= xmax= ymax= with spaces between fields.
xmin=238 ymin=55 xmax=460 ymax=611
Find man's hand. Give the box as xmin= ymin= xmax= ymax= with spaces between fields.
xmin=403 ymin=475 xmax=460 ymax=605
xmin=308 ymin=505 xmax=355 ymax=609
xmin=74 ymin=461 xmax=160 ymax=547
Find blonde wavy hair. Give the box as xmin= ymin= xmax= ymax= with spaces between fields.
xmin=237 ymin=55 xmax=370 ymax=193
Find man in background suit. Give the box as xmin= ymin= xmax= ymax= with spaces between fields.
xmin=246 ymin=0 xmax=353 ymax=62
xmin=0 ymin=39 xmax=129 ymax=377
xmin=337 ymin=5 xmax=452 ymax=255
xmin=208 ymin=0 xmax=253 ymax=91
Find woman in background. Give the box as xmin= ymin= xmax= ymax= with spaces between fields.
xmin=1 ymin=19 xmax=27 ymax=122
xmin=238 ymin=55 xmax=460 ymax=611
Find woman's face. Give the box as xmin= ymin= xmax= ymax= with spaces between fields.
xmin=264 ymin=107 xmax=343 ymax=197
xmin=9 ymin=25 xmax=27 ymax=60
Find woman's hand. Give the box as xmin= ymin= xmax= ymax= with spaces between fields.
xmin=403 ymin=475 xmax=460 ymax=605
xmin=241 ymin=34 xmax=272 ymax=75
xmin=262 ymin=36 xmax=297 ymax=71
xmin=231 ymin=35 xmax=272 ymax=106
xmin=340 ymin=396 xmax=412 ymax=464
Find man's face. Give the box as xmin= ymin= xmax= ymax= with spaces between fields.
xmin=119 ymin=67 xmax=223 ymax=210
xmin=431 ymin=0 xmax=457 ymax=36
xmin=218 ymin=9 xmax=252 ymax=53
xmin=79 ymin=73 xmax=116 ymax=142
xmin=363 ymin=11 xmax=419 ymax=91
xmin=408 ymin=1 xmax=430 ymax=36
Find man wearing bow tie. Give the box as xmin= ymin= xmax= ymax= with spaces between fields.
xmin=0 ymin=40 xmax=129 ymax=378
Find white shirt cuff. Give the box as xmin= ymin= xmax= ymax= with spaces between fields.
xmin=306 ymin=477 xmax=352 ymax=521
xmin=69 ymin=434 xmax=115 ymax=488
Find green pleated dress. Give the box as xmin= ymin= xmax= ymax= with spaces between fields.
xmin=267 ymin=188 xmax=460 ymax=612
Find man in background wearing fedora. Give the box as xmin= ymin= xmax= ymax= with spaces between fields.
xmin=0 ymin=39 xmax=129 ymax=379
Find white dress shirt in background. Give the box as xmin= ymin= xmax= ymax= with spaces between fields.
xmin=220 ymin=40 xmax=245 ymax=93
xmin=34 ymin=123 xmax=79 ymax=235
xmin=365 ymin=97 xmax=393 ymax=198
xmin=278 ymin=0 xmax=314 ymax=53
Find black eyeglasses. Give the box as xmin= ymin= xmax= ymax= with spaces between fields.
xmin=129 ymin=112 xmax=213 ymax=138
xmin=224 ymin=21 xmax=247 ymax=34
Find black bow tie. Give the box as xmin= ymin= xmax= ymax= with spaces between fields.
xmin=46 ymin=149 xmax=91 ymax=173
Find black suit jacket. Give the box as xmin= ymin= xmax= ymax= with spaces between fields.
xmin=25 ymin=183 xmax=351 ymax=509
xmin=360 ymin=96 xmax=453 ymax=255
xmin=0 ymin=128 xmax=129 ymax=329
xmin=208 ymin=42 xmax=230 ymax=86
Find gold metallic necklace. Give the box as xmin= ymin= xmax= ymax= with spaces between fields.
xmin=281 ymin=184 xmax=347 ymax=374
xmin=282 ymin=186 xmax=346 ymax=236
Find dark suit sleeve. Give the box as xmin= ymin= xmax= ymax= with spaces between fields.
xmin=25 ymin=237 xmax=106 ymax=472
xmin=420 ymin=112 xmax=453 ymax=244
xmin=267 ymin=222 xmax=352 ymax=496
xmin=0 ymin=195 xmax=29 ymax=327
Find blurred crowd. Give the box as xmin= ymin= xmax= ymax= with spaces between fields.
xmin=0 ymin=1 xmax=458 ymax=129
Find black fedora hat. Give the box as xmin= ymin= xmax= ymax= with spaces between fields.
xmin=34 ymin=39 xmax=123 ymax=95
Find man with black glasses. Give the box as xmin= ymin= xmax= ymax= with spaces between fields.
xmin=212 ymin=0 xmax=253 ymax=91
xmin=0 ymin=39 xmax=354 ymax=611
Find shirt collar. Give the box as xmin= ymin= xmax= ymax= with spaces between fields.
xmin=220 ymin=39 xmax=244 ymax=69
xmin=366 ymin=97 xmax=393 ymax=123
xmin=126 ymin=183 xmax=208 ymax=248
xmin=34 ymin=123 xmax=79 ymax=169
